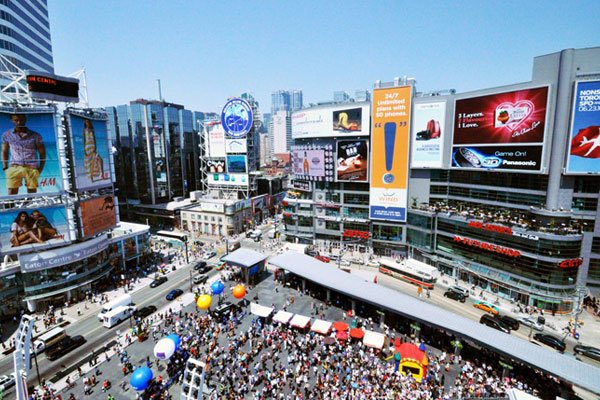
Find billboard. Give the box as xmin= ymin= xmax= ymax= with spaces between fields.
xmin=292 ymin=149 xmax=325 ymax=177
xmin=566 ymin=80 xmax=600 ymax=174
xmin=26 ymin=71 xmax=79 ymax=103
xmin=226 ymin=155 xmax=247 ymax=173
xmin=411 ymin=101 xmax=445 ymax=168
xmin=336 ymin=140 xmax=369 ymax=182
xmin=225 ymin=138 xmax=247 ymax=153
xmin=292 ymin=103 xmax=370 ymax=139
xmin=0 ymin=206 xmax=70 ymax=255
xmin=67 ymin=113 xmax=112 ymax=191
xmin=451 ymin=145 xmax=543 ymax=171
xmin=206 ymin=123 xmax=226 ymax=158
xmin=221 ymin=98 xmax=253 ymax=138
xmin=79 ymin=196 xmax=117 ymax=238
xmin=453 ymin=86 xmax=549 ymax=145
xmin=0 ymin=110 xmax=63 ymax=198
xmin=369 ymin=86 xmax=412 ymax=222
xmin=206 ymin=159 xmax=225 ymax=173
xmin=207 ymin=173 xmax=248 ymax=186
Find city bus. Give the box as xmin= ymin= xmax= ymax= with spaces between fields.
xmin=378 ymin=258 xmax=440 ymax=289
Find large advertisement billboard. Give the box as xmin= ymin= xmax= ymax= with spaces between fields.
xmin=451 ymin=145 xmax=542 ymax=171
xmin=292 ymin=149 xmax=325 ymax=177
xmin=226 ymin=155 xmax=247 ymax=173
xmin=292 ymin=104 xmax=370 ymax=139
xmin=336 ymin=140 xmax=369 ymax=182
xmin=0 ymin=110 xmax=62 ymax=198
xmin=79 ymin=196 xmax=117 ymax=238
xmin=453 ymin=86 xmax=549 ymax=145
xmin=566 ymin=80 xmax=600 ymax=174
xmin=206 ymin=123 xmax=226 ymax=158
xmin=206 ymin=159 xmax=225 ymax=173
xmin=68 ymin=113 xmax=112 ymax=191
xmin=411 ymin=101 xmax=445 ymax=168
xmin=0 ymin=206 xmax=70 ymax=255
xmin=369 ymin=86 xmax=412 ymax=222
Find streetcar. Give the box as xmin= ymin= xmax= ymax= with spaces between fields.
xmin=378 ymin=258 xmax=440 ymax=289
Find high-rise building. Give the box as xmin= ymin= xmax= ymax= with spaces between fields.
xmin=272 ymin=110 xmax=291 ymax=154
xmin=0 ymin=0 xmax=54 ymax=75
xmin=355 ymin=89 xmax=371 ymax=102
xmin=290 ymin=90 xmax=303 ymax=111
xmin=333 ymin=91 xmax=351 ymax=102
xmin=271 ymin=90 xmax=290 ymax=113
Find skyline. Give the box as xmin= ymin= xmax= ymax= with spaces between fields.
xmin=49 ymin=1 xmax=600 ymax=113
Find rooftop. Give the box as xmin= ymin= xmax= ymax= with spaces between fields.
xmin=221 ymin=248 xmax=267 ymax=267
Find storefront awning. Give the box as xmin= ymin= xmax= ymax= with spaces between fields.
xmin=250 ymin=302 xmax=273 ymax=318
xmin=272 ymin=310 xmax=293 ymax=324
xmin=310 ymin=319 xmax=332 ymax=335
xmin=363 ymin=330 xmax=386 ymax=349
xmin=290 ymin=314 xmax=311 ymax=329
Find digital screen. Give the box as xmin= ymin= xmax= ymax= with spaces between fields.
xmin=27 ymin=72 xmax=79 ymax=103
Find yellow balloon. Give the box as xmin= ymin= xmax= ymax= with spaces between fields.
xmin=196 ymin=294 xmax=212 ymax=310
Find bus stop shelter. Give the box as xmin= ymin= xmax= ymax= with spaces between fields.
xmin=221 ymin=248 xmax=268 ymax=285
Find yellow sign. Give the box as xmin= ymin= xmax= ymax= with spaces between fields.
xmin=369 ymin=86 xmax=412 ymax=222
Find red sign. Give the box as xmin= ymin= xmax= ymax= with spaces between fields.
xmin=468 ymin=221 xmax=513 ymax=235
xmin=559 ymin=258 xmax=583 ymax=269
xmin=453 ymin=235 xmax=521 ymax=258
xmin=343 ymin=229 xmax=370 ymax=240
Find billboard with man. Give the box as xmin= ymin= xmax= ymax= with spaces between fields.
xmin=0 ymin=110 xmax=62 ymax=198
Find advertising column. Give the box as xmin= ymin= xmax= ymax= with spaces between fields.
xmin=369 ymin=86 xmax=412 ymax=222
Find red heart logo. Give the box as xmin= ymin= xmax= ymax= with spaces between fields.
xmin=495 ymin=100 xmax=534 ymax=131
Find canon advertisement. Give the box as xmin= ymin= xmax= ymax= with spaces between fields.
xmin=453 ymin=87 xmax=549 ymax=145
xmin=566 ymin=80 xmax=600 ymax=174
xmin=452 ymin=145 xmax=542 ymax=171
xmin=411 ymin=101 xmax=445 ymax=168
xmin=336 ymin=140 xmax=369 ymax=182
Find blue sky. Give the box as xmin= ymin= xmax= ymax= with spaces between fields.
xmin=49 ymin=1 xmax=600 ymax=114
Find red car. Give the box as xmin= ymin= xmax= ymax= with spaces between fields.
xmin=315 ymin=255 xmax=330 ymax=263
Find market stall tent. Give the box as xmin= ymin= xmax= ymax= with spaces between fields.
xmin=273 ymin=310 xmax=293 ymax=324
xmin=250 ymin=302 xmax=274 ymax=318
xmin=290 ymin=314 xmax=311 ymax=329
xmin=363 ymin=330 xmax=386 ymax=349
xmin=311 ymin=319 xmax=332 ymax=335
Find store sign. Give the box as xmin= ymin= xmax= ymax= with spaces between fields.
xmin=468 ymin=221 xmax=512 ymax=235
xmin=559 ymin=258 xmax=583 ymax=269
xmin=221 ymin=98 xmax=253 ymax=138
xmin=342 ymin=229 xmax=370 ymax=239
xmin=453 ymin=235 xmax=521 ymax=257
xmin=19 ymin=235 xmax=108 ymax=272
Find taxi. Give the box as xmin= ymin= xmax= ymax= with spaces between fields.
xmin=473 ymin=301 xmax=499 ymax=315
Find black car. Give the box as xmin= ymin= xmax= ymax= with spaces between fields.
xmin=133 ymin=305 xmax=157 ymax=320
xmin=573 ymin=344 xmax=600 ymax=361
xmin=166 ymin=289 xmax=184 ymax=301
xmin=197 ymin=265 xmax=213 ymax=274
xmin=193 ymin=274 xmax=208 ymax=284
xmin=443 ymin=290 xmax=467 ymax=303
xmin=150 ymin=276 xmax=168 ymax=288
xmin=533 ymin=333 xmax=566 ymax=352
xmin=480 ymin=314 xmax=510 ymax=334
xmin=495 ymin=314 xmax=520 ymax=331
xmin=46 ymin=335 xmax=86 ymax=361
xmin=193 ymin=261 xmax=208 ymax=271
xmin=213 ymin=302 xmax=237 ymax=318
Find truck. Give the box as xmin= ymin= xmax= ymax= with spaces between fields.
xmin=97 ymin=294 xmax=133 ymax=321
xmin=102 ymin=305 xmax=136 ymax=328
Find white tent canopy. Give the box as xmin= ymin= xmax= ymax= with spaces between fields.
xmin=290 ymin=314 xmax=311 ymax=329
xmin=310 ymin=319 xmax=332 ymax=335
xmin=272 ymin=310 xmax=293 ymax=324
xmin=363 ymin=330 xmax=386 ymax=349
xmin=250 ymin=303 xmax=274 ymax=318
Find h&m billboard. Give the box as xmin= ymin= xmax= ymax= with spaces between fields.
xmin=451 ymin=86 xmax=549 ymax=172
xmin=292 ymin=103 xmax=370 ymax=139
xmin=566 ymin=80 xmax=600 ymax=174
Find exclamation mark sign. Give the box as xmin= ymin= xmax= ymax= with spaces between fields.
xmin=383 ymin=122 xmax=396 ymax=183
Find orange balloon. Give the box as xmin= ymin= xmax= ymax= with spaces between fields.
xmin=196 ymin=294 xmax=212 ymax=310
xmin=232 ymin=285 xmax=246 ymax=299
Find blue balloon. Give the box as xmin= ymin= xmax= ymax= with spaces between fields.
xmin=167 ymin=333 xmax=181 ymax=350
xmin=419 ymin=342 xmax=426 ymax=351
xmin=211 ymin=280 xmax=225 ymax=295
xmin=129 ymin=366 xmax=153 ymax=391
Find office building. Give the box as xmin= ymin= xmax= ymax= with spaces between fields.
xmin=272 ymin=110 xmax=291 ymax=154
xmin=271 ymin=89 xmax=303 ymax=113
xmin=333 ymin=91 xmax=351 ymax=102
xmin=0 ymin=0 xmax=54 ymax=75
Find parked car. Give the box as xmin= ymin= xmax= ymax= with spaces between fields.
xmin=204 ymin=251 xmax=217 ymax=260
xmin=305 ymin=249 xmax=319 ymax=257
xmin=479 ymin=314 xmax=510 ymax=334
xmin=448 ymin=285 xmax=470 ymax=298
xmin=315 ymin=255 xmax=331 ymax=263
xmin=443 ymin=290 xmax=467 ymax=303
xmin=473 ymin=301 xmax=499 ymax=315
xmin=0 ymin=373 xmax=16 ymax=391
xmin=495 ymin=314 xmax=520 ymax=331
xmin=193 ymin=274 xmax=209 ymax=284
xmin=366 ymin=260 xmax=380 ymax=268
xmin=149 ymin=276 xmax=168 ymax=288
xmin=338 ymin=259 xmax=351 ymax=267
xmin=46 ymin=335 xmax=86 ymax=361
xmin=133 ymin=305 xmax=157 ymax=320
xmin=518 ymin=317 xmax=545 ymax=332
xmin=197 ymin=264 xmax=213 ymax=274
xmin=573 ymin=344 xmax=600 ymax=361
xmin=166 ymin=289 xmax=184 ymax=301
xmin=533 ymin=333 xmax=566 ymax=352
xmin=329 ymin=254 xmax=340 ymax=261
xmin=193 ymin=261 xmax=208 ymax=271
xmin=350 ymin=257 xmax=364 ymax=265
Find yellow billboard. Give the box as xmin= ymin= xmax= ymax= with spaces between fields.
xmin=369 ymin=86 xmax=412 ymax=222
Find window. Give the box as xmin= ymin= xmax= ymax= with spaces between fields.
xmin=325 ymin=221 xmax=340 ymax=230
xmin=572 ymin=197 xmax=598 ymax=212
xmin=343 ymin=193 xmax=369 ymax=205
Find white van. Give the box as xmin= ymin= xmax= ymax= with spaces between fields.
xmin=32 ymin=327 xmax=66 ymax=354
xmin=267 ymin=229 xmax=276 ymax=239
xmin=97 ymin=294 xmax=133 ymax=321
xmin=102 ymin=305 xmax=136 ymax=328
